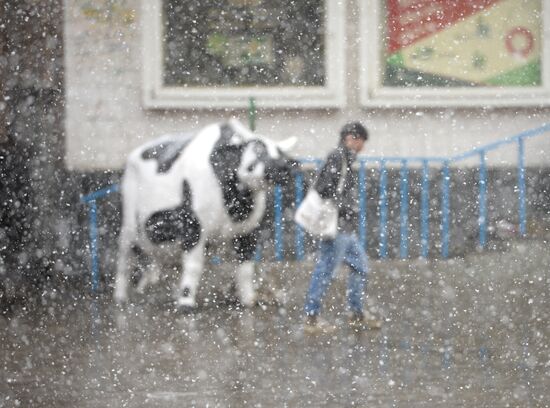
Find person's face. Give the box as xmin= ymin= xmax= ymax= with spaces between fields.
xmin=344 ymin=134 xmax=366 ymax=153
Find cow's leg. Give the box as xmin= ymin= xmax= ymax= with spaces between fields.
xmin=114 ymin=230 xmax=136 ymax=303
xmin=176 ymin=239 xmax=206 ymax=310
xmin=136 ymin=257 xmax=161 ymax=294
xmin=236 ymin=261 xmax=257 ymax=307
xmin=114 ymin=164 xmax=140 ymax=304
xmin=233 ymin=232 xmax=258 ymax=307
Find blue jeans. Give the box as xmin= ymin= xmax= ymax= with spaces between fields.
xmin=304 ymin=232 xmax=368 ymax=316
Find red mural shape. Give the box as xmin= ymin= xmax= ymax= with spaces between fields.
xmin=505 ymin=26 xmax=535 ymax=58
xmin=387 ymin=0 xmax=502 ymax=53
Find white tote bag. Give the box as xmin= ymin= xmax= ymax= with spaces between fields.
xmin=294 ymin=159 xmax=347 ymax=239
xmin=294 ymin=188 xmax=339 ymax=238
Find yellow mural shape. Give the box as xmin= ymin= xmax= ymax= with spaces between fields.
xmin=399 ymin=0 xmax=541 ymax=84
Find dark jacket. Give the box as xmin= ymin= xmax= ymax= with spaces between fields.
xmin=314 ymin=144 xmax=359 ymax=232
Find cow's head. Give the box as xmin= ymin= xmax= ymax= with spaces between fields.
xmin=228 ymin=119 xmax=297 ymax=190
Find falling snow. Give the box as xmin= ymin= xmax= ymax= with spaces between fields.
xmin=1 ymin=1 xmax=549 ymax=407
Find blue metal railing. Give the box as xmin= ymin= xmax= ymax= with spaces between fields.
xmin=420 ymin=160 xmax=430 ymax=259
xmin=80 ymin=184 xmax=119 ymax=292
xmin=81 ymin=124 xmax=550 ymax=291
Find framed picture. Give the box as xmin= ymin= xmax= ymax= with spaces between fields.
xmin=142 ymin=0 xmax=345 ymax=108
xmin=360 ymin=0 xmax=550 ymax=107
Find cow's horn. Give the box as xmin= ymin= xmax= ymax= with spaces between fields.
xmin=229 ymin=118 xmax=255 ymax=141
xmin=277 ymin=136 xmax=297 ymax=153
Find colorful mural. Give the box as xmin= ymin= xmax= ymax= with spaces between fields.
xmin=384 ymin=0 xmax=541 ymax=87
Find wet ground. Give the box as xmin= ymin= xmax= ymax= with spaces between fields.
xmin=1 ymin=240 xmax=549 ymax=407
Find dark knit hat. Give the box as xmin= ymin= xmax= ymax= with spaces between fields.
xmin=340 ymin=122 xmax=368 ymax=142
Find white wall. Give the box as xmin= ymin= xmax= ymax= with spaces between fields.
xmin=64 ymin=0 xmax=550 ymax=170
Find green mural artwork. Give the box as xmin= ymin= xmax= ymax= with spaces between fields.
xmin=80 ymin=0 xmax=135 ymax=25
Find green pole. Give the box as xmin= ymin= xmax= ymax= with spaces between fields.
xmin=248 ymin=97 xmax=256 ymax=131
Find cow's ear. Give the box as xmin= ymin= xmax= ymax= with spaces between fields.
xmin=277 ymin=136 xmax=297 ymax=153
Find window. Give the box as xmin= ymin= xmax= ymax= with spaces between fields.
xmin=143 ymin=0 xmax=345 ymax=108
xmin=360 ymin=0 xmax=550 ymax=107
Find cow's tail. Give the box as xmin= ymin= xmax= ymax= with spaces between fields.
xmin=114 ymin=158 xmax=140 ymax=303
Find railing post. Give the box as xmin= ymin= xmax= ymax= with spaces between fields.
xmin=478 ymin=151 xmax=487 ymax=249
xmin=248 ymin=97 xmax=256 ymax=131
xmin=379 ymin=160 xmax=388 ymax=259
xmin=358 ymin=159 xmax=367 ymax=250
xmin=517 ymin=137 xmax=526 ymax=237
xmin=420 ymin=160 xmax=430 ymax=258
xmin=80 ymin=184 xmax=120 ymax=294
xmin=87 ymin=201 xmax=100 ymax=294
xmin=254 ymin=244 xmax=263 ymax=262
xmin=294 ymin=172 xmax=305 ymax=261
xmin=399 ymin=159 xmax=409 ymax=259
xmin=441 ymin=161 xmax=450 ymax=258
xmin=274 ymin=184 xmax=284 ymax=261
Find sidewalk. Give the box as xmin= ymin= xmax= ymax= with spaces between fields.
xmin=1 ymin=240 xmax=548 ymax=407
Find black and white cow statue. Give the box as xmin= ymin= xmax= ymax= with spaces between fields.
xmin=114 ymin=119 xmax=295 ymax=310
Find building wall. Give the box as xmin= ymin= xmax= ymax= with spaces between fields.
xmin=64 ymin=0 xmax=550 ymax=171
xmin=1 ymin=0 xmax=67 ymax=304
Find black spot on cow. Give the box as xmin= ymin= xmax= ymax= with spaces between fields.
xmin=141 ymin=134 xmax=194 ymax=173
xmin=210 ymin=123 xmax=255 ymax=222
xmin=131 ymin=244 xmax=145 ymax=257
xmin=233 ymin=230 xmax=258 ymax=262
xmin=145 ymin=180 xmax=201 ymax=250
xmin=264 ymin=154 xmax=294 ymax=186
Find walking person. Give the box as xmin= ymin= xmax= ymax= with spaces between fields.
xmin=303 ymin=122 xmax=382 ymax=334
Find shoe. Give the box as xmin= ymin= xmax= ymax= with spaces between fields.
xmin=348 ymin=311 xmax=382 ymax=331
xmin=303 ymin=315 xmax=337 ymax=335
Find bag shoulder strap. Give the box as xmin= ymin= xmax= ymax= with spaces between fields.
xmin=310 ymin=149 xmax=347 ymax=198
xmin=336 ymin=156 xmax=347 ymax=194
